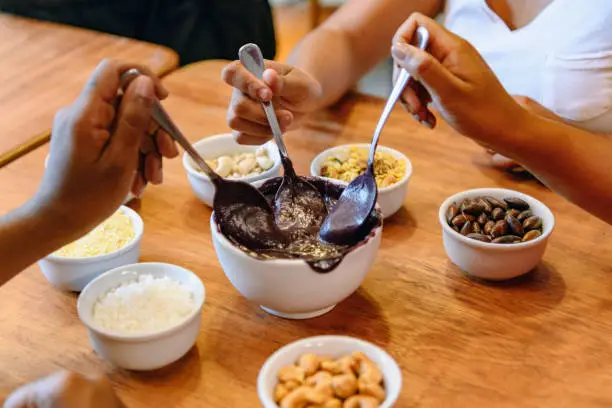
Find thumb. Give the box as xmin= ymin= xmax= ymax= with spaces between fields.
xmin=263 ymin=68 xmax=284 ymax=96
xmin=106 ymin=76 xmax=154 ymax=161
xmin=391 ymin=42 xmax=459 ymax=100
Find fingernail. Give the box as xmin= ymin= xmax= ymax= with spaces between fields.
xmin=392 ymin=43 xmax=424 ymax=73
xmin=257 ymin=88 xmax=272 ymax=101
xmin=279 ymin=114 xmax=292 ymax=126
xmin=405 ymin=102 xmax=416 ymax=114
xmin=391 ymin=43 xmax=407 ymax=60
xmin=134 ymin=77 xmax=154 ymax=98
xmin=421 ymin=120 xmax=433 ymax=129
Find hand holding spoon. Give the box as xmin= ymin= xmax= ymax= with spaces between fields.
xmin=120 ymin=69 xmax=284 ymax=249
xmin=319 ymin=26 xmax=430 ymax=244
xmin=238 ymin=44 xmax=328 ymax=233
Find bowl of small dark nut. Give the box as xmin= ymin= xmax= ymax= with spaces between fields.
xmin=439 ymin=188 xmax=554 ymax=280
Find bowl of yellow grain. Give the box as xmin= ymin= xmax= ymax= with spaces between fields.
xmin=38 ymin=205 xmax=144 ymax=292
xmin=310 ymin=144 xmax=412 ymax=219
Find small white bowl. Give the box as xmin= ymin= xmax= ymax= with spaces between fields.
xmin=45 ymin=155 xmax=139 ymax=203
xmin=183 ymin=133 xmax=282 ymax=207
xmin=210 ymin=178 xmax=382 ymax=319
xmin=310 ymin=144 xmax=413 ymax=219
xmin=439 ymin=188 xmax=555 ymax=280
xmin=38 ymin=205 xmax=143 ymax=292
xmin=258 ymin=335 xmax=402 ymax=408
xmin=77 ymin=262 xmax=205 ymax=371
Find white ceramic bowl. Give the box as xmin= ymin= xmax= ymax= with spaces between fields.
xmin=310 ymin=144 xmax=412 ymax=219
xmin=183 ymin=133 xmax=282 ymax=207
xmin=44 ymin=155 xmax=139 ymax=203
xmin=439 ymin=188 xmax=555 ymax=280
xmin=258 ymin=335 xmax=402 ymax=408
xmin=77 ymin=262 xmax=205 ymax=371
xmin=38 ymin=205 xmax=143 ymax=292
xmin=210 ymin=178 xmax=383 ymax=319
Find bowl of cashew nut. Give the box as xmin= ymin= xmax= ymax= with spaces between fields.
xmin=258 ymin=335 xmax=402 ymax=408
xmin=183 ymin=133 xmax=282 ymax=206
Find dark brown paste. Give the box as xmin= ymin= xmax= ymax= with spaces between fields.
xmin=216 ymin=177 xmax=381 ymax=273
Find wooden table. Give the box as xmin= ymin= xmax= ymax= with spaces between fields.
xmin=0 ymin=13 xmax=178 ymax=167
xmin=1 ymin=61 xmax=612 ymax=407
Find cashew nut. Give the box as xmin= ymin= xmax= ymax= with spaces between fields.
xmin=358 ymin=380 xmax=385 ymax=402
xmin=331 ymin=373 xmax=358 ymax=399
xmin=309 ymin=399 xmax=343 ymax=408
xmin=285 ymin=380 xmax=301 ymax=392
xmin=256 ymin=155 xmax=273 ymax=170
xmin=299 ymin=353 xmax=320 ymax=376
xmin=352 ymin=352 xmax=382 ymax=385
xmin=278 ymin=366 xmax=306 ymax=384
xmin=214 ymin=156 xmax=233 ymax=178
xmin=237 ymin=156 xmax=257 ymax=175
xmin=305 ymin=371 xmax=333 ymax=397
xmin=280 ymin=386 xmax=326 ymax=408
xmin=321 ymin=356 xmax=356 ymax=375
xmin=275 ymin=383 xmax=290 ymax=402
xmin=343 ymin=395 xmax=380 ymax=408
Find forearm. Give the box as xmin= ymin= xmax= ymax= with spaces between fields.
xmin=287 ymin=28 xmax=360 ymax=109
xmin=502 ymin=113 xmax=612 ymax=224
xmin=287 ymin=0 xmax=443 ymax=109
xmin=0 ymin=199 xmax=73 ymax=286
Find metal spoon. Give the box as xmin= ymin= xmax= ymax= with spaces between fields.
xmin=239 ymin=43 xmax=328 ymax=233
xmin=319 ymin=26 xmax=430 ymax=244
xmin=120 ymin=69 xmax=284 ymax=250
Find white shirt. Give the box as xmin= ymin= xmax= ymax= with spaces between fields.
xmin=443 ymin=0 xmax=612 ymax=133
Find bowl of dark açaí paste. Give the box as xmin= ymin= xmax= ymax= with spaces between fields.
xmin=210 ymin=176 xmax=383 ymax=320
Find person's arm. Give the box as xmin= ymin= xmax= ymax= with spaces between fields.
xmin=0 ymin=201 xmax=74 ymax=286
xmin=287 ymin=0 xmax=443 ymax=109
xmin=500 ymin=114 xmax=612 ymax=223
xmin=391 ymin=13 xmax=612 ymax=224
xmin=222 ymin=0 xmax=442 ymax=144
xmin=0 ymin=59 xmax=176 ymax=286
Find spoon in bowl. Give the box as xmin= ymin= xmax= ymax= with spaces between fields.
xmin=319 ymin=26 xmax=430 ymax=244
xmin=120 ymin=69 xmax=284 ymax=250
xmin=238 ymin=43 xmax=328 ymax=233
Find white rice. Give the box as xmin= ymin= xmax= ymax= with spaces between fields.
xmin=93 ymin=274 xmax=196 ymax=335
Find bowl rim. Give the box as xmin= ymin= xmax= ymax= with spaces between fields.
xmin=182 ymin=133 xmax=282 ymax=183
xmin=257 ymin=335 xmax=402 ymax=408
xmin=438 ymin=187 xmax=555 ymax=250
xmin=210 ymin=177 xmax=383 ymax=266
xmin=309 ymin=143 xmax=413 ymax=193
xmin=77 ymin=262 xmax=206 ymax=342
xmin=44 ymin=205 xmax=144 ymax=263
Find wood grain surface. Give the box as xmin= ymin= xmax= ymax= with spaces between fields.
xmin=0 ymin=13 xmax=178 ymax=167
xmin=1 ymin=60 xmax=611 ymax=407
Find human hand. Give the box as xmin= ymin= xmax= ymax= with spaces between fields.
xmin=222 ymin=60 xmax=323 ymax=144
xmin=4 ymin=371 xmax=125 ymax=408
xmin=393 ymin=56 xmax=436 ymax=128
xmin=34 ymin=60 xmax=178 ymax=239
xmin=390 ymin=13 xmax=528 ymax=148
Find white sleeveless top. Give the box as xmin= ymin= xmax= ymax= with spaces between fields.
xmin=443 ymin=0 xmax=612 ymax=133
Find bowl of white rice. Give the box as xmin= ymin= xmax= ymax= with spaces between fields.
xmin=77 ymin=262 xmax=205 ymax=371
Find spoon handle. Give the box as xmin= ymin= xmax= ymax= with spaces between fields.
xmin=238 ymin=43 xmax=289 ymax=158
xmin=367 ymin=26 xmax=430 ymax=165
xmin=151 ymin=101 xmax=219 ymax=181
xmin=119 ymin=69 xmax=220 ymax=182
